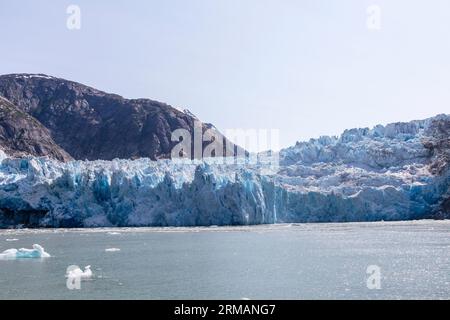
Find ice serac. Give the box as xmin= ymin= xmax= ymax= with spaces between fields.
xmin=0 ymin=115 xmax=448 ymax=227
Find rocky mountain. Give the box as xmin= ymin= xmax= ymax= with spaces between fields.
xmin=0 ymin=114 xmax=448 ymax=227
xmin=0 ymin=74 xmax=240 ymax=161
xmin=0 ymin=96 xmax=72 ymax=161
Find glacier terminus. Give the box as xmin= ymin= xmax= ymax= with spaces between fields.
xmin=0 ymin=114 xmax=448 ymax=228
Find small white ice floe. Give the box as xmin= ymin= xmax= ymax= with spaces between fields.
xmin=6 ymin=238 xmax=19 ymax=242
xmin=107 ymin=232 xmax=121 ymax=235
xmin=66 ymin=265 xmax=93 ymax=280
xmin=105 ymin=248 xmax=121 ymax=252
xmin=0 ymin=244 xmax=51 ymax=260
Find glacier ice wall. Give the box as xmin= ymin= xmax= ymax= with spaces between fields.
xmin=0 ymin=157 xmax=278 ymax=227
xmin=0 ymin=115 xmax=448 ymax=227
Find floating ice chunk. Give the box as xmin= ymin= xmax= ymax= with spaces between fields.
xmin=66 ymin=265 xmax=93 ymax=279
xmin=107 ymin=232 xmax=121 ymax=235
xmin=0 ymin=249 xmax=18 ymax=259
xmin=0 ymin=244 xmax=51 ymax=259
xmin=5 ymin=238 xmax=19 ymax=242
xmin=105 ymin=248 xmax=121 ymax=252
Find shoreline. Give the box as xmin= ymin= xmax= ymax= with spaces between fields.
xmin=1 ymin=219 xmax=449 ymax=235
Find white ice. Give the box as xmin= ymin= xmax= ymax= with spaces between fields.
xmin=66 ymin=265 xmax=93 ymax=279
xmin=0 ymin=244 xmax=51 ymax=259
xmin=0 ymin=114 xmax=448 ymax=226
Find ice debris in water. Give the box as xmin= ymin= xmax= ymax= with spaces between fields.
xmin=0 ymin=244 xmax=51 ymax=259
xmin=66 ymin=265 xmax=93 ymax=279
xmin=105 ymin=248 xmax=121 ymax=252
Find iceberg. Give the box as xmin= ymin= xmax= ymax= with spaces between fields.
xmin=0 ymin=244 xmax=51 ymax=259
xmin=66 ymin=265 xmax=93 ymax=279
xmin=0 ymin=115 xmax=448 ymax=227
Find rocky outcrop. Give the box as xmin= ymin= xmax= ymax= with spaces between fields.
xmin=422 ymin=117 xmax=450 ymax=175
xmin=0 ymin=96 xmax=72 ymax=161
xmin=0 ymin=74 xmax=240 ymax=161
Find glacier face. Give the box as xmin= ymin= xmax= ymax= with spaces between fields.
xmin=0 ymin=115 xmax=449 ymax=227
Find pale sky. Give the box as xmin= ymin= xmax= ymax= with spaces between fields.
xmin=0 ymin=0 xmax=449 ymax=151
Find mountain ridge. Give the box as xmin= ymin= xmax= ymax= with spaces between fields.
xmin=0 ymin=96 xmax=72 ymax=161
xmin=0 ymin=73 xmax=240 ymax=161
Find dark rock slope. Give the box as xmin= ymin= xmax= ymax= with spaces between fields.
xmin=0 ymin=74 xmax=239 ymax=161
xmin=0 ymin=96 xmax=72 ymax=161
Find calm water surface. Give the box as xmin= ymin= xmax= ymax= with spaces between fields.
xmin=0 ymin=220 xmax=449 ymax=299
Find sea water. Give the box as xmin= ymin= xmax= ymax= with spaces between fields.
xmin=0 ymin=220 xmax=449 ymax=299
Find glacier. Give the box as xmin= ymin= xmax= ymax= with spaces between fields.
xmin=0 ymin=115 xmax=448 ymax=228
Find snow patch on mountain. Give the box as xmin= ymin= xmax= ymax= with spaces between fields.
xmin=12 ymin=74 xmax=55 ymax=80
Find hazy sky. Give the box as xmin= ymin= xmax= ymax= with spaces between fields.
xmin=0 ymin=0 xmax=449 ymax=150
